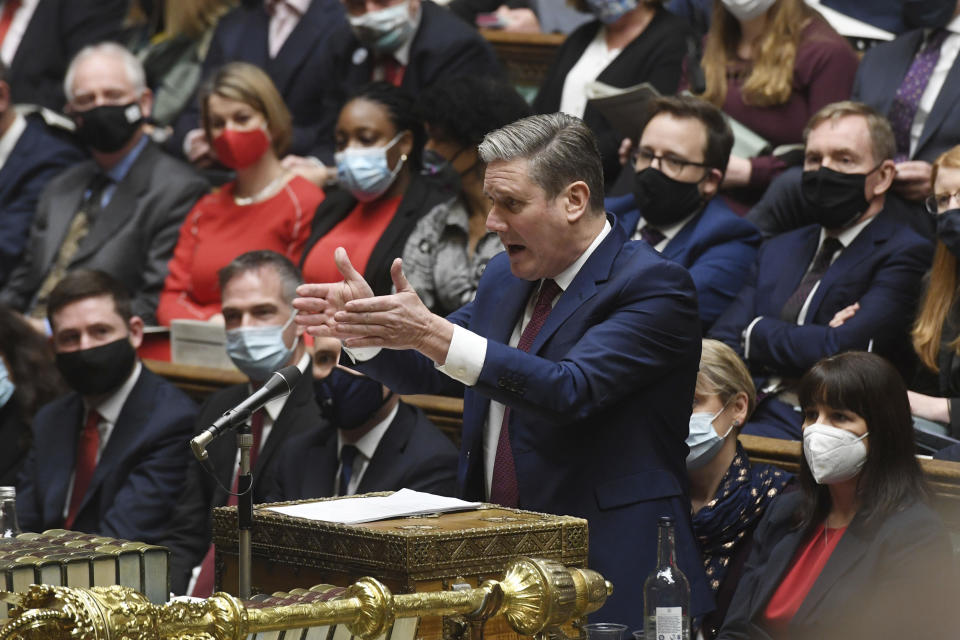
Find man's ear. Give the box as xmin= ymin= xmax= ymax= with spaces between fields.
xmin=127 ymin=315 xmax=144 ymax=349
xmin=563 ymin=180 xmax=591 ymax=223
xmin=870 ymin=159 xmax=897 ymax=198
xmin=138 ymin=87 xmax=154 ymax=120
xmin=700 ymin=168 xmax=723 ymax=199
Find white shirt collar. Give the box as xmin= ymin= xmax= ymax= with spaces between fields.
xmin=249 ymin=351 xmax=311 ymax=422
xmin=943 ymin=13 xmax=960 ymax=34
xmin=391 ymin=4 xmax=422 ymax=67
xmin=88 ymin=360 xmax=142 ymax=425
xmin=0 ymin=112 xmax=26 ymax=169
xmin=337 ymin=401 xmax=399 ymax=460
xmin=636 ymin=208 xmax=699 ymax=244
xmin=553 ymin=219 xmax=612 ymax=291
xmin=821 ymin=213 xmax=875 ymax=249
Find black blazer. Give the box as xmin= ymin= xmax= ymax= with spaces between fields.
xmin=264 ymin=401 xmax=458 ymax=501
xmin=301 ymin=173 xmax=451 ymax=295
xmin=719 ymin=491 xmax=957 ymax=639
xmin=532 ymin=9 xmax=692 ymax=187
xmin=162 ymin=371 xmax=325 ymax=595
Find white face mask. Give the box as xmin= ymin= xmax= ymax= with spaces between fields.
xmin=685 ymin=403 xmax=735 ymax=470
xmin=803 ymin=423 xmax=868 ymax=485
xmin=721 ymin=0 xmax=776 ymax=22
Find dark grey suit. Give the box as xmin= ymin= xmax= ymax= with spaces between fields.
xmin=0 ymin=140 xmax=208 ymax=323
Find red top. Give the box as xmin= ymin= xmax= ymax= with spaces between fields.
xmin=763 ymin=523 xmax=847 ymax=632
xmin=156 ymin=175 xmax=322 ymax=325
xmin=301 ymin=195 xmax=402 ymax=285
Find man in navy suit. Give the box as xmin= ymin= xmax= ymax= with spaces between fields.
xmin=605 ymin=95 xmax=761 ymax=330
xmin=710 ymin=102 xmax=933 ymax=440
xmin=0 ymin=60 xmax=84 ymax=285
xmin=293 ymin=113 xmax=712 ymax=630
xmin=16 ymin=270 xmax=195 ymax=543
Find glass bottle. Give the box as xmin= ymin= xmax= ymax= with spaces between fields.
xmin=0 ymin=486 xmax=20 ymax=538
xmin=643 ymin=516 xmax=690 ymax=640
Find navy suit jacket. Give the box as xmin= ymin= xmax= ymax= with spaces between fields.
xmin=718 ymin=492 xmax=956 ymax=639
xmin=264 ymin=401 xmax=458 ymax=501
xmin=0 ymin=115 xmax=85 ymax=285
xmin=710 ymin=209 xmax=932 ymax=380
xmin=170 ymin=0 xmax=347 ymax=158
xmin=606 ymin=194 xmax=762 ymax=330
xmin=351 ymin=220 xmax=712 ymax=629
xmin=853 ymin=28 xmax=960 ymax=163
xmin=15 ymin=367 xmax=196 ymax=544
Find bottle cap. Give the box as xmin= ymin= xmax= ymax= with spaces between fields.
xmin=658 ymin=515 xmax=674 ymax=525
xmin=0 ymin=486 xmax=15 ymax=500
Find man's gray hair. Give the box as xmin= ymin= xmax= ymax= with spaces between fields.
xmin=218 ymin=250 xmax=303 ymax=305
xmin=478 ymin=113 xmax=605 ymax=213
xmin=64 ymin=42 xmax=147 ymax=104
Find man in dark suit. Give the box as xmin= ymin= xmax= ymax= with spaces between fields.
xmin=0 ymin=42 xmax=208 ymax=325
xmin=16 ymin=270 xmax=196 ymax=543
xmin=294 ymin=113 xmax=712 ymax=630
xmin=162 ymin=250 xmax=325 ymax=596
xmin=0 ymin=60 xmax=84 ymax=285
xmin=2 ymin=0 xmax=126 ymax=110
xmin=710 ymin=101 xmax=933 ymax=440
xmin=605 ymin=95 xmax=761 ymax=330
xmin=172 ymin=0 xmax=348 ymax=165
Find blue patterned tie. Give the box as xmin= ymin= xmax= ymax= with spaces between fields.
xmin=888 ymin=29 xmax=949 ymax=161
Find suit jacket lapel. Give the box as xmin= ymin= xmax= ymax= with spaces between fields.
xmin=770 ymin=227 xmax=820 ymax=314
xmin=917 ymin=50 xmax=960 ymax=155
xmin=748 ymin=526 xmax=807 ymax=620
xmin=41 ymin=165 xmax=94 ymax=270
xmin=792 ymin=524 xmax=870 ymax=622
xmin=235 ymin=7 xmax=270 ymax=67
xmin=302 ymin=427 xmax=337 ymax=498
xmin=255 ymin=373 xmax=317 ymax=474
xmin=661 ymin=210 xmax=703 ymax=261
xmin=43 ymin=396 xmax=84 ymax=526
xmin=357 ymin=405 xmax=410 ymax=493
xmin=267 ymin=1 xmax=329 ymax=95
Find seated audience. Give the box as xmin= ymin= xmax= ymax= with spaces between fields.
xmin=284 ymin=0 xmax=503 ymax=184
xmin=16 ymin=270 xmax=196 ymax=542
xmin=0 ymin=306 xmax=64 ymax=486
xmin=709 ymin=101 xmax=933 ymax=440
xmin=693 ymin=0 xmax=858 ymax=210
xmin=161 ymin=250 xmax=322 ymax=596
xmin=909 ymin=145 xmax=960 ymax=437
xmin=533 ymin=0 xmax=692 ymax=188
xmin=2 ymin=0 xmax=126 ymax=110
xmin=264 ymin=353 xmax=459 ymax=501
xmin=0 ymin=60 xmax=85 ymax=286
xmin=157 ymin=63 xmax=321 ymax=325
xmin=301 ymin=83 xmax=448 ymax=295
xmin=172 ymin=0 xmax=348 ymax=166
xmin=605 ymin=95 xmax=761 ymax=329
xmin=0 ymin=43 xmax=209 ymax=326
xmin=717 ymin=351 xmax=955 ymax=639
xmin=403 ymin=75 xmax=531 ymax=316
xmin=690 ymin=339 xmax=792 ymax=640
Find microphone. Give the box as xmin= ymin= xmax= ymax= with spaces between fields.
xmin=190 ymin=364 xmax=302 ymax=461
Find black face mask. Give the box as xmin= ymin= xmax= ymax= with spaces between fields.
xmin=936 ymin=208 xmax=960 ymax=257
xmin=632 ymin=167 xmax=704 ymax=227
xmin=801 ymin=166 xmax=876 ymax=231
xmin=56 ymin=337 xmax=137 ymax=396
xmin=316 ymin=368 xmax=392 ymax=431
xmin=73 ymin=102 xmax=144 ymax=153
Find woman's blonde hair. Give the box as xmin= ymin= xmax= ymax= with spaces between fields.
xmin=200 ymin=61 xmax=292 ymax=156
xmin=697 ymin=339 xmax=756 ymax=418
xmin=912 ymin=145 xmax=960 ymax=371
xmin=700 ymin=0 xmax=822 ymax=108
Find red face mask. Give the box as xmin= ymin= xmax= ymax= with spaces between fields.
xmin=212 ymin=127 xmax=270 ymax=169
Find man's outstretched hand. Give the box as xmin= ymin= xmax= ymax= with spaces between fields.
xmin=293 ymin=247 xmax=374 ymax=336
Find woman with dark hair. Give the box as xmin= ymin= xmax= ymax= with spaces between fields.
xmin=301 ymin=82 xmax=446 ymax=296
xmin=0 ymin=305 xmax=64 ymax=485
xmin=718 ymin=351 xmax=955 ymax=639
xmin=402 ymin=75 xmax=531 ymax=316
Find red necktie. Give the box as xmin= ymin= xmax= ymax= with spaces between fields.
xmin=190 ymin=409 xmax=264 ymax=597
xmin=489 ymin=279 xmax=562 ymax=507
xmin=0 ymin=0 xmax=21 ymax=49
xmin=65 ymin=409 xmax=100 ymax=529
xmin=382 ymin=57 xmax=405 ymax=87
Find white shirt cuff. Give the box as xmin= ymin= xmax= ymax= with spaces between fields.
xmin=342 ymin=344 xmax=382 ymax=363
xmin=435 ymin=325 xmax=486 ymax=386
xmin=743 ymin=316 xmax=763 ymax=361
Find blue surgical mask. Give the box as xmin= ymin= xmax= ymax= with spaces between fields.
xmin=0 ymin=360 xmax=14 ymax=410
xmin=316 ymin=367 xmax=392 ymax=431
xmin=584 ymin=0 xmax=637 ymax=24
xmin=349 ymin=0 xmax=416 ymax=53
xmin=685 ymin=402 xmax=735 ymax=470
xmin=225 ymin=311 xmax=297 ymax=381
xmin=335 ymin=132 xmax=406 ymax=202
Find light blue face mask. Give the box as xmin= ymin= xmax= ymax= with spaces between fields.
xmin=685 ymin=400 xmax=735 ymax=471
xmin=349 ymin=0 xmax=416 ymax=53
xmin=225 ymin=311 xmax=297 ymax=382
xmin=0 ymin=359 xmax=14 ymax=410
xmin=584 ymin=0 xmax=637 ymax=24
xmin=335 ymin=132 xmax=406 ymax=202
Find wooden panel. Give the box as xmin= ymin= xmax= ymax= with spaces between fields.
xmin=481 ymin=29 xmax=564 ymax=92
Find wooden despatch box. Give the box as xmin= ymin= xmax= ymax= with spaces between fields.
xmin=211 ymin=494 xmax=590 ymax=639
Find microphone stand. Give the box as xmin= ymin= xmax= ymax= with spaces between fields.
xmin=236 ymin=421 xmax=253 ymax=600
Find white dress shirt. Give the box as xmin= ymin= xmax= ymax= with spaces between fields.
xmin=632 ymin=210 xmax=699 ymax=252
xmin=558 ymin=27 xmax=621 ymax=119
xmin=0 ymin=0 xmax=39 ymax=67
xmin=267 ymin=0 xmax=311 ymax=58
xmin=0 ymin=111 xmax=25 ymax=170
xmin=335 ymin=402 xmax=399 ymax=496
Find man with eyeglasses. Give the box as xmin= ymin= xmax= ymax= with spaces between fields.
xmin=710 ymin=101 xmax=933 ymax=440
xmin=605 ymin=95 xmax=761 ymax=330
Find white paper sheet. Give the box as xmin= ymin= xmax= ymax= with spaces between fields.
xmin=265 ymin=489 xmax=483 ymax=524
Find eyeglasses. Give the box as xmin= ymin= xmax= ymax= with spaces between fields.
xmin=632 ymin=148 xmax=709 ymax=179
xmin=924 ymin=189 xmax=960 ymax=214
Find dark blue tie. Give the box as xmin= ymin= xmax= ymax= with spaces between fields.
xmin=339 ymin=444 xmax=359 ymax=496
